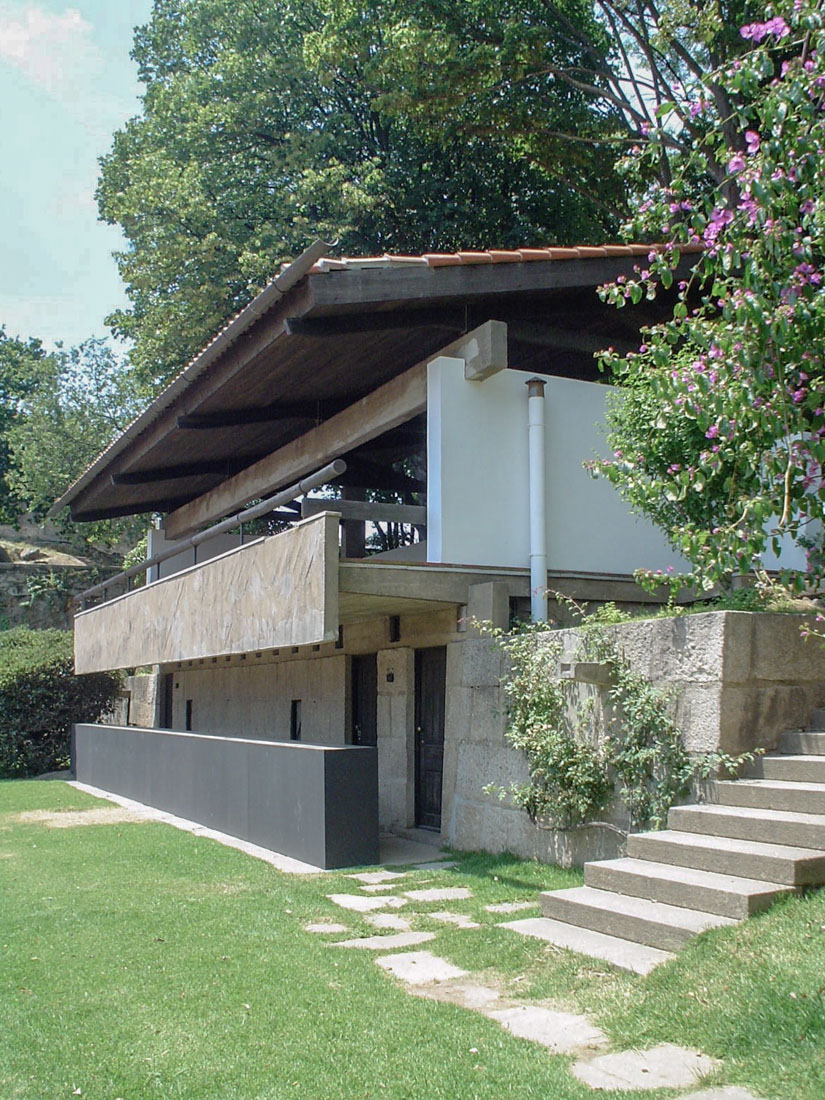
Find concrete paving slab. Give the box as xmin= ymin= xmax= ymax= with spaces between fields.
xmin=502 ymin=917 xmax=674 ymax=976
xmin=413 ymin=981 xmax=502 ymax=1010
xmin=365 ymin=913 xmax=411 ymax=931
xmin=361 ymin=883 xmax=404 ymax=893
xmin=379 ymin=836 xmax=448 ymax=866
xmin=571 ymin=1043 xmax=718 ymax=1091
xmin=485 ymin=901 xmax=536 ymax=914
xmin=333 ymin=931 xmax=436 ymax=950
xmin=327 ymin=893 xmax=407 ymax=912
xmin=679 ymin=1089 xmax=764 ymax=1100
xmin=304 ymin=922 xmax=348 ymax=934
xmin=405 ymin=887 xmax=473 ymax=902
xmin=413 ymin=861 xmax=459 ymax=871
xmin=349 ymin=870 xmax=407 ymax=884
xmin=428 ymin=911 xmax=480 ymax=929
xmin=376 ymin=950 xmax=468 ymax=986
xmin=486 ymin=1005 xmax=608 ymax=1054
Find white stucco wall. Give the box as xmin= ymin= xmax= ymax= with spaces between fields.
xmin=426 ymin=356 xmax=688 ymax=574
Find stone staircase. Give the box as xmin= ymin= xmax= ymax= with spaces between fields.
xmin=503 ymin=713 xmax=825 ymax=974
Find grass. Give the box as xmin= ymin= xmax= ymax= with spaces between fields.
xmin=2 ymin=779 xmax=824 ymax=1099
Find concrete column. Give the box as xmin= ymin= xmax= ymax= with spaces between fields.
xmin=376 ymin=647 xmax=415 ymax=829
xmin=466 ymin=581 xmax=510 ymax=634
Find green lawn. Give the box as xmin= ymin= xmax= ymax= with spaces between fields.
xmin=1 ymin=779 xmax=823 ymax=1099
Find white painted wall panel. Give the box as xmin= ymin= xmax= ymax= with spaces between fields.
xmin=427 ymin=357 xmax=687 ymax=574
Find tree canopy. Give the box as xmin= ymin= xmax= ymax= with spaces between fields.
xmin=0 ymin=331 xmax=57 ymax=524
xmin=97 ymin=0 xmax=625 ymax=389
xmin=0 ymin=335 xmax=144 ymax=552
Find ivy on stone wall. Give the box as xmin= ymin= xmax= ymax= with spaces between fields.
xmin=484 ymin=607 xmax=757 ymax=834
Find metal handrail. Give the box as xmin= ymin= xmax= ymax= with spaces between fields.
xmin=75 ymin=459 xmax=347 ymax=609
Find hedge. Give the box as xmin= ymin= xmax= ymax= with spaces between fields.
xmin=0 ymin=628 xmax=121 ymax=778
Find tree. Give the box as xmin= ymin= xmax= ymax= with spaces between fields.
xmin=98 ymin=0 xmax=622 ymax=390
xmin=592 ymin=1 xmax=825 ymax=592
xmin=4 ymin=338 xmax=146 ymax=552
xmin=0 ymin=331 xmax=57 ymax=523
xmin=314 ymin=1 xmax=758 ymax=203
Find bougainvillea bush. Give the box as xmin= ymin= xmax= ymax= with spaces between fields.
xmin=0 ymin=628 xmax=120 ymax=778
xmin=594 ymin=1 xmax=825 ymax=593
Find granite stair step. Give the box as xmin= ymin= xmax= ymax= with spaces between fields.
xmin=780 ymin=730 xmax=825 ymax=755
xmin=709 ymin=777 xmax=825 ymax=816
xmin=747 ymin=754 xmax=825 ymax=783
xmin=669 ymin=802 xmax=825 ymax=850
xmin=584 ymin=857 xmax=794 ymax=918
xmin=627 ymin=828 xmax=825 ymax=886
xmin=539 ymin=886 xmax=736 ymax=953
xmin=501 ymin=916 xmax=674 ymax=976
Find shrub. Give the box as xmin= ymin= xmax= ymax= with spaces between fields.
xmin=0 ymin=628 xmax=121 ymax=778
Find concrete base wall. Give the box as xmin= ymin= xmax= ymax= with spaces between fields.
xmin=171 ymin=655 xmax=347 ymax=745
xmin=73 ymin=723 xmax=378 ymax=869
xmin=443 ymin=612 xmax=825 ymax=867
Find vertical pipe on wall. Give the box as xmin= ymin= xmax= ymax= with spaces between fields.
xmin=526 ymin=378 xmax=548 ymax=622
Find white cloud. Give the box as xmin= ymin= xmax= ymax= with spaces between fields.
xmin=0 ymin=4 xmax=101 ymax=97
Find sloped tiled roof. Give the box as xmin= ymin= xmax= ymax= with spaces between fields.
xmin=309 ymin=242 xmax=703 ymax=273
xmin=54 ymin=239 xmax=702 ymax=519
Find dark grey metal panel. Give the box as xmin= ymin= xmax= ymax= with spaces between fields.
xmin=73 ymin=724 xmax=378 ymax=869
xmin=324 ymin=748 xmax=379 ymax=867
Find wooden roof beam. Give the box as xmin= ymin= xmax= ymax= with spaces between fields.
xmin=111 ymin=461 xmax=230 ymax=486
xmin=176 ymin=399 xmax=349 ymax=430
xmin=163 ymin=357 xmax=428 ymax=539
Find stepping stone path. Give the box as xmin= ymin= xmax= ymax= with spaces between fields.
xmin=404 ymin=886 xmax=472 ymax=902
xmin=326 ymin=893 xmax=407 ymax=912
xmin=428 ymin=911 xmax=479 ymax=929
xmin=485 ymin=900 xmax=535 ymax=914
xmin=487 ymin=1005 xmax=608 ymax=1055
xmin=334 ymin=931 xmax=436 ymax=951
xmin=366 ymin=913 xmax=411 ymax=931
xmin=315 ymin=874 xmax=742 ymax=1094
xmin=377 ymin=949 xmax=468 ymax=985
xmin=413 ymin=980 xmax=502 ymax=1011
xmin=348 ymin=870 xmax=407 ymax=884
xmin=571 ymin=1043 xmax=719 ymax=1091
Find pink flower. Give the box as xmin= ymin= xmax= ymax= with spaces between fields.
xmin=741 ymin=17 xmax=790 ymax=41
xmin=728 ymin=153 xmax=746 ymax=173
xmin=745 ymin=130 xmax=761 ymax=153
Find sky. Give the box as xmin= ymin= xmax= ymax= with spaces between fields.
xmin=0 ymin=0 xmax=153 ymax=347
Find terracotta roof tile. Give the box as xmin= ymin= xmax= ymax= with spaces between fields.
xmin=307 ymin=241 xmax=703 ymax=274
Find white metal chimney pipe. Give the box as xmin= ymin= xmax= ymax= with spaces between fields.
xmin=526 ymin=378 xmax=548 ymax=622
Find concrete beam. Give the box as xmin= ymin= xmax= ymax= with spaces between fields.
xmin=431 ymin=320 xmax=508 ymax=382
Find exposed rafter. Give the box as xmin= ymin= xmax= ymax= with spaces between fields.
xmin=111 ymin=461 xmax=230 ymax=486
xmin=284 ymin=307 xmax=468 ymax=338
xmin=177 ymin=399 xmax=349 ymax=430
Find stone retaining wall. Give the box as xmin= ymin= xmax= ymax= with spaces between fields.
xmin=443 ymin=612 xmax=825 ymax=866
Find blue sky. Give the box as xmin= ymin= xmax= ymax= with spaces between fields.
xmin=0 ymin=0 xmax=153 ymax=347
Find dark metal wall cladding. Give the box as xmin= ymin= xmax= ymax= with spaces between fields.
xmin=73 ymin=724 xmax=379 ymax=869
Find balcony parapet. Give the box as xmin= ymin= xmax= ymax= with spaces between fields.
xmin=74 ymin=512 xmax=340 ymax=673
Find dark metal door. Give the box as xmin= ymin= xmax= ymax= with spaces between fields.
xmin=415 ymin=646 xmax=446 ymax=830
xmin=351 ymin=654 xmax=378 ymax=746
